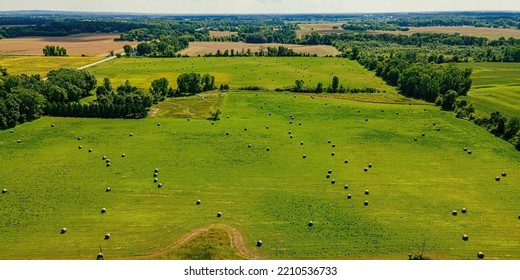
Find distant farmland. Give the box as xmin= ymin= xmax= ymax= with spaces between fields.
xmin=296 ymin=23 xmax=350 ymax=38
xmin=369 ymin=26 xmax=520 ymax=40
xmin=177 ymin=41 xmax=341 ymax=57
xmin=209 ymin=31 xmax=238 ymax=38
xmin=0 ymin=33 xmax=137 ymax=56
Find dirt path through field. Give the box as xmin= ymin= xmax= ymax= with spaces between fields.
xmin=132 ymin=224 xmax=262 ymax=260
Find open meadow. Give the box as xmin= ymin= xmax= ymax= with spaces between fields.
xmin=0 ymin=33 xmax=135 ymax=56
xmin=89 ymin=56 xmax=395 ymax=93
xmin=459 ymin=62 xmax=520 ymax=118
xmin=1 ymin=90 xmax=519 ymax=260
xmin=0 ymin=56 xmax=103 ymax=76
xmin=177 ymin=41 xmax=340 ymax=57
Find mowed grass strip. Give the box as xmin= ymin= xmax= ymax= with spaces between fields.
xmin=459 ymin=62 xmax=520 ymax=118
xmin=0 ymin=56 xmax=103 ymax=76
xmin=89 ymin=56 xmax=397 ymax=93
xmin=0 ymin=91 xmax=519 ymax=259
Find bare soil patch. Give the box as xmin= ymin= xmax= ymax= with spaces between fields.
xmin=209 ymin=31 xmax=238 ymax=38
xmin=179 ymin=41 xmax=340 ymax=57
xmin=0 ymin=33 xmax=138 ymax=56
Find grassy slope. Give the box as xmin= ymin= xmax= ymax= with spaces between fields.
xmin=1 ymin=91 xmax=519 ymax=260
xmin=460 ymin=62 xmax=520 ymax=118
xmin=0 ymin=56 xmax=103 ymax=76
xmin=88 ymin=56 xmax=397 ymax=93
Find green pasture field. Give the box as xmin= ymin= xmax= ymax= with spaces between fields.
xmin=1 ymin=91 xmax=519 ymax=260
xmin=88 ymin=56 xmax=397 ymax=94
xmin=0 ymin=56 xmax=103 ymax=77
xmin=460 ymin=62 xmax=520 ymax=118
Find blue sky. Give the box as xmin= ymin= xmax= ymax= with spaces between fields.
xmin=0 ymin=0 xmax=519 ymax=14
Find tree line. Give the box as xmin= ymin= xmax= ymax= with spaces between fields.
xmin=43 ymin=45 xmax=67 ymax=56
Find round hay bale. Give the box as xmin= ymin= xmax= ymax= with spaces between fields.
xmin=102 ymin=156 xmax=106 ymax=160
xmin=105 ymin=233 xmax=111 ymax=240
xmin=289 ymin=121 xmax=292 ymax=124
xmin=347 ymin=194 xmax=352 ymax=199
xmin=89 ymin=149 xmax=93 ymax=153
xmin=308 ymin=221 xmax=313 ymax=227
xmin=344 ymin=185 xmax=349 ymax=190
xmin=51 ymin=124 xmax=55 ymax=127
xmin=477 ymin=252 xmax=484 ymax=259
xmin=269 ymin=112 xmax=272 ymax=116
xmin=463 ymin=147 xmax=468 ymax=151
xmin=78 ymin=145 xmax=82 ymax=149
xmin=2 ymin=189 xmax=7 ymax=194
xmin=153 ymin=173 xmax=158 ymax=177
xmin=196 ymin=199 xmax=201 ymax=205
xmin=331 ymin=179 xmax=336 ymax=184
xmin=288 ymin=131 xmax=292 ymax=134
xmin=299 ymin=122 xmax=302 ymax=126
xmin=365 ymin=190 xmax=369 ymax=195
xmin=462 ymin=234 xmax=469 ymax=241
xmin=211 ymin=122 xmax=214 ymax=125
xmin=78 ymin=137 xmax=82 ymax=140
xmin=302 ymin=154 xmax=306 ymax=159
xmin=368 ymin=164 xmax=373 ymax=168
xmin=495 ymin=176 xmax=500 ymax=182
xmin=414 ymin=137 xmax=417 ymax=141
xmin=518 ymin=214 xmax=520 ymax=220
xmin=154 ymin=168 xmax=159 ymax=173
xmin=60 ymin=228 xmax=67 ymax=234
xmin=331 ymin=152 xmax=335 ymax=156
xmin=328 ymin=140 xmax=331 ymax=144
xmin=290 ymin=135 xmax=293 ymax=139
xmin=121 ymin=153 xmax=126 ymax=158
xmin=106 ymin=187 xmax=111 ymax=192
xmin=358 ymin=110 xmax=361 ymax=113
xmin=10 ymin=130 xmax=13 ymax=133
xmin=226 ymin=132 xmax=229 ymax=136
xmin=452 ymin=210 xmax=458 ymax=216
xmin=101 ymin=208 xmax=106 ymax=214
xmin=461 ymin=208 xmax=467 ymax=214
xmin=217 ymin=212 xmax=222 ymax=218
xmin=326 ymin=174 xmax=330 ymax=179
xmin=422 ymin=133 xmax=425 ymax=137
xmin=17 ymin=139 xmax=21 ymax=143
xmin=129 ymin=133 xmax=133 ymax=137
xmin=266 ymin=126 xmax=269 ymax=129
xmin=244 ymin=128 xmax=247 ymax=131
xmin=248 ymin=144 xmax=252 ymax=148
xmin=266 ymin=147 xmax=270 ymax=151
xmin=364 ymin=200 xmax=369 ymax=206
xmin=97 ymin=252 xmax=104 ymax=260
xmin=437 ymin=128 xmax=441 ymax=131
xmin=365 ymin=118 xmax=368 ymax=122
xmin=157 ymin=123 xmax=161 ymax=126
xmin=154 ymin=178 xmax=158 ymax=183
xmin=300 ymin=142 xmax=304 ymax=145
xmin=344 ymin=159 xmax=349 ymax=164
xmin=106 ymin=159 xmax=110 ymax=163
xmin=433 ymin=122 xmax=436 ymax=126
xmin=364 ymin=168 xmax=368 ymax=172
xmin=158 ymin=183 xmax=163 ymax=188
xmin=467 ymin=151 xmax=472 ymax=155
xmin=327 ymin=169 xmax=332 ymax=174
xmin=106 ymin=163 xmax=111 ymax=167
xmin=332 ymin=144 xmax=336 ymax=148
xmin=187 ymin=118 xmax=190 ymax=121
xmin=256 ymin=240 xmax=263 ymax=247
xmin=501 ymin=172 xmax=507 ymax=177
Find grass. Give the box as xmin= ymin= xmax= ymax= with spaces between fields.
xmin=0 ymin=56 xmax=103 ymax=76
xmin=1 ymin=91 xmax=519 ymax=260
xmin=88 ymin=56 xmax=398 ymax=93
xmin=459 ymin=62 xmax=520 ymax=118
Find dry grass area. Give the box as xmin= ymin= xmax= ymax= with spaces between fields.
xmin=369 ymin=26 xmax=520 ymax=40
xmin=178 ymin=41 xmax=340 ymax=57
xmin=0 ymin=33 xmax=137 ymax=56
xmin=209 ymin=31 xmax=238 ymax=38
xmin=296 ymin=23 xmax=350 ymax=38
